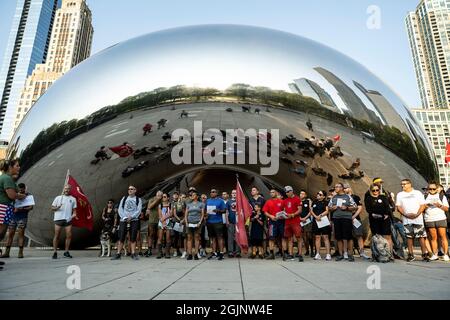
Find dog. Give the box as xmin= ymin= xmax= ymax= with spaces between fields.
xmin=100 ymin=230 xmax=112 ymax=257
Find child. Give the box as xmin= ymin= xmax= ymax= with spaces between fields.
xmin=249 ymin=204 xmax=265 ymax=259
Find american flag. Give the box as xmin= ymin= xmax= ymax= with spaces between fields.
xmin=0 ymin=203 xmax=14 ymax=225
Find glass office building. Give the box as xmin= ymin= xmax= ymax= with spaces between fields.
xmin=0 ymin=0 xmax=60 ymax=144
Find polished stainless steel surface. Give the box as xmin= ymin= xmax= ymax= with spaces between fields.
xmin=7 ymin=25 xmax=437 ymax=247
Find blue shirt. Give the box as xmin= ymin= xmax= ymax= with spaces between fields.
xmin=206 ymin=198 xmax=226 ymax=224
xmin=226 ymin=199 xmax=237 ymax=224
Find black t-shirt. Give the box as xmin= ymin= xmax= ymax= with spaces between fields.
xmin=250 ymin=196 xmax=266 ymax=213
xmin=312 ymin=200 xmax=327 ymax=216
xmin=350 ymin=194 xmax=362 ymax=221
xmin=300 ymin=198 xmax=311 ymax=218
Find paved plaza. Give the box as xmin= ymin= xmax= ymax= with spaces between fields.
xmin=0 ymin=248 xmax=448 ymax=300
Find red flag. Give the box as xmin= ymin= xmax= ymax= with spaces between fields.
xmin=67 ymin=175 xmax=94 ymax=231
xmin=235 ymin=179 xmax=253 ymax=252
xmin=445 ymin=138 xmax=450 ymax=164
xmin=109 ymin=144 xmax=133 ymax=157
xmin=333 ymin=134 xmax=341 ymax=142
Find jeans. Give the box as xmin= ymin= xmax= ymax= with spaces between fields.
xmin=392 ymin=221 xmax=407 ymax=249
xmin=227 ymin=223 xmax=240 ymax=254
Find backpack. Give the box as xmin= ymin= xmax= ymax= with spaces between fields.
xmin=371 ymin=234 xmax=392 ymax=263
xmin=121 ymin=196 xmax=140 ymax=209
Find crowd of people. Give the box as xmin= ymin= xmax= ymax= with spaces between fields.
xmin=0 ymin=158 xmax=449 ymax=271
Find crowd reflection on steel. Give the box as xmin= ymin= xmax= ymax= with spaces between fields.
xmin=7 ymin=25 xmax=437 ymax=248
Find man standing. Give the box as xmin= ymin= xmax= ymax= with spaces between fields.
xmin=328 ymin=183 xmax=357 ymax=261
xmin=206 ymin=189 xmax=227 ymax=260
xmin=111 ymin=186 xmax=142 ymax=261
xmin=51 ymin=185 xmax=77 ymax=259
xmin=226 ymin=189 xmax=240 ymax=258
xmin=2 ymin=183 xmax=34 ymax=259
xmin=145 ymin=190 xmax=163 ymax=257
xmin=396 ymin=179 xmax=430 ymax=262
xmin=263 ymin=189 xmax=285 ymax=260
xmin=283 ymin=186 xmax=302 ymax=261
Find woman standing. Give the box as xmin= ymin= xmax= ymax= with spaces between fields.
xmin=183 ymin=192 xmax=205 ymax=260
xmin=157 ymin=193 xmax=173 ymax=259
xmin=364 ymin=184 xmax=393 ymax=252
xmin=249 ymin=203 xmax=265 ymax=259
xmin=0 ymin=159 xmax=21 ymax=269
xmin=423 ymin=182 xmax=449 ymax=261
xmin=311 ymin=191 xmax=332 ymax=261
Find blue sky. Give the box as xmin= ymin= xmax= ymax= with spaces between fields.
xmin=0 ymin=0 xmax=421 ymax=107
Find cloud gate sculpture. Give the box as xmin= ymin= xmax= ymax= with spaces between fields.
xmin=7 ymin=25 xmax=437 ymax=248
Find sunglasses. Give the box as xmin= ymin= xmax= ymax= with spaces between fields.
xmin=428 ymin=188 xmax=437 ymax=191
xmin=128 ymin=188 xmax=136 ymax=191
xmin=371 ymin=189 xmax=380 ymax=192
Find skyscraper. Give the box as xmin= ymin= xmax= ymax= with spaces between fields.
xmin=15 ymin=0 xmax=93 ymax=130
xmin=406 ymin=0 xmax=450 ymax=109
xmin=0 ymin=0 xmax=60 ymax=144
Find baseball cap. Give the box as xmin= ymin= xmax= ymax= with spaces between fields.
xmin=373 ymin=177 xmax=383 ymax=184
xmin=343 ymin=183 xmax=351 ymax=189
xmin=284 ymin=186 xmax=293 ymax=192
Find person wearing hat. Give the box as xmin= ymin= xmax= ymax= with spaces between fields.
xmin=282 ymin=186 xmax=302 ymax=261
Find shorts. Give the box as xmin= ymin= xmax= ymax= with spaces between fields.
xmin=0 ymin=204 xmax=14 ymax=225
xmin=207 ymin=222 xmax=224 ymax=238
xmin=352 ymin=220 xmax=364 ymax=237
xmin=312 ymin=220 xmax=331 ymax=236
xmin=268 ymin=220 xmax=285 ymax=240
xmin=333 ymin=218 xmax=353 ymax=241
xmin=404 ymin=224 xmax=427 ymax=239
xmin=54 ymin=220 xmax=72 ymax=227
xmin=186 ymin=226 xmax=202 ymax=236
xmin=8 ymin=216 xmax=28 ymax=229
xmin=284 ymin=223 xmax=301 ymax=238
xmin=369 ymin=217 xmax=391 ymax=236
xmin=118 ymin=220 xmax=140 ymax=242
xmin=424 ymin=219 xmax=447 ymax=229
xmin=250 ymin=238 xmax=263 ymax=246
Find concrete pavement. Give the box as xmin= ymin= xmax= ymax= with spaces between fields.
xmin=0 ymin=248 xmax=448 ymax=300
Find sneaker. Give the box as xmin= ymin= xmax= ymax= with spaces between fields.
xmin=157 ymin=253 xmax=163 ymax=259
xmin=18 ymin=251 xmax=24 ymax=259
xmin=348 ymin=255 xmax=355 ymax=262
xmin=207 ymin=253 xmax=217 ymax=260
xmin=443 ymin=255 xmax=450 ymax=262
xmin=310 ymin=252 xmax=315 ymax=258
xmin=145 ymin=250 xmax=152 ymax=257
xmin=249 ymin=254 xmax=256 ymax=259
xmin=360 ymin=252 xmax=370 ymax=260
xmin=52 ymin=252 xmax=57 ymax=259
xmin=218 ymin=252 xmax=224 ymax=260
xmin=429 ymin=254 xmax=439 ymax=261
xmin=228 ymin=253 xmax=234 ymax=258
xmin=200 ymin=249 xmax=206 ymax=257
xmin=298 ymin=255 xmax=304 ymax=262
xmin=0 ymin=261 xmax=5 ymax=265
xmin=197 ymin=253 xmax=202 ymax=259
xmin=138 ymin=252 xmax=143 ymax=256
xmin=258 ymin=254 xmax=264 ymax=259
xmin=343 ymin=252 xmax=349 ymax=260
xmin=422 ymin=254 xmax=430 ymax=262
xmin=165 ymin=253 xmax=171 ymax=259
xmin=406 ymin=254 xmax=415 ymax=262
xmin=187 ymin=254 xmax=193 ymax=260
xmin=294 ymin=253 xmax=300 ymax=258
xmin=173 ymin=251 xmax=178 ymax=257
xmin=194 ymin=254 xmax=199 ymax=260
xmin=287 ymin=254 xmax=295 ymax=261
xmin=111 ymin=253 xmax=121 ymax=260
xmin=335 ymin=255 xmax=344 ymax=261
xmin=63 ymin=251 xmax=72 ymax=258
xmin=331 ymin=251 xmax=340 ymax=257
xmin=437 ymin=250 xmax=444 ymax=257
xmin=266 ymin=253 xmax=275 ymax=260
xmin=282 ymin=253 xmax=287 ymax=261
xmin=181 ymin=252 xmax=187 ymax=259
xmin=325 ymin=254 xmax=332 ymax=261
xmin=132 ymin=253 xmax=139 ymax=261
xmin=314 ymin=253 xmax=322 ymax=260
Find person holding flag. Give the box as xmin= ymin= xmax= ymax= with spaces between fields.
xmin=51 ymin=185 xmax=77 ymax=259
xmin=445 ymin=138 xmax=450 ymax=165
xmin=235 ymin=180 xmax=253 ymax=256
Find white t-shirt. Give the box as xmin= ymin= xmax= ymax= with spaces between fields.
xmin=396 ymin=189 xmax=426 ymax=225
xmin=52 ymin=195 xmax=77 ymax=222
xmin=424 ymin=193 xmax=449 ymax=222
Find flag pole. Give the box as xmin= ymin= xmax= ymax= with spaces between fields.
xmin=62 ymin=169 xmax=70 ymax=194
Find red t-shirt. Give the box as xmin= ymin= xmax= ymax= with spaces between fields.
xmin=283 ymin=196 xmax=302 ymax=225
xmin=262 ymin=198 xmax=284 ymax=220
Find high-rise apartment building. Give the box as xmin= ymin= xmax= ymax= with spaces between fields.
xmin=0 ymin=0 xmax=60 ymax=144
